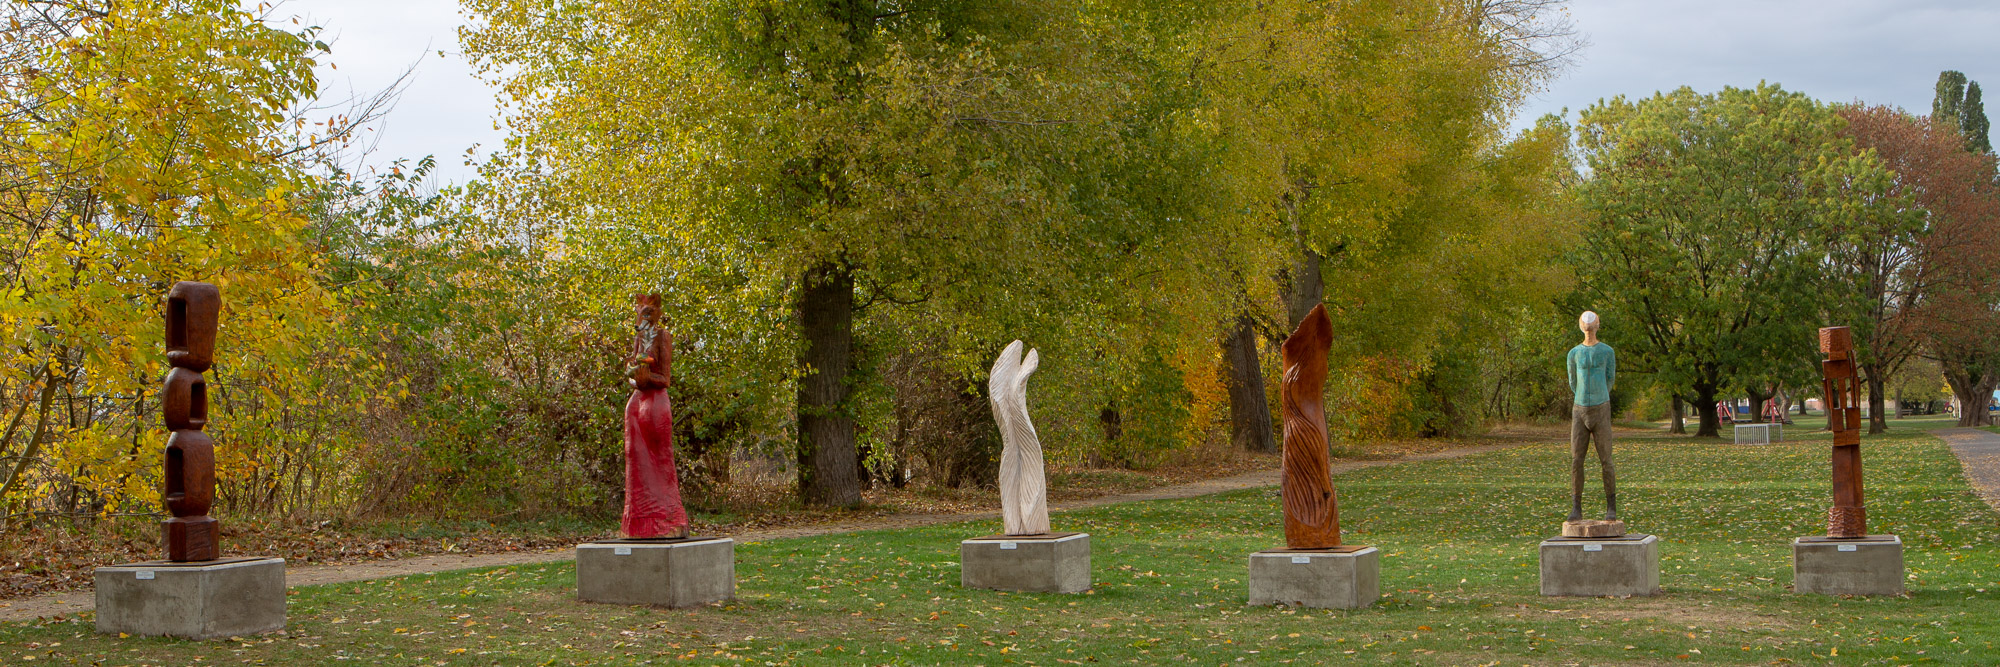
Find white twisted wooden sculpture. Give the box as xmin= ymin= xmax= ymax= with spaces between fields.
xmin=991 ymin=340 xmax=1049 ymax=536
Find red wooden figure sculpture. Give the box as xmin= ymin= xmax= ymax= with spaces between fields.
xmin=163 ymin=281 xmax=221 ymax=561
xmin=623 ymin=294 xmax=690 ymax=539
xmin=1281 ymin=304 xmax=1340 ymax=549
xmin=1819 ymin=326 xmax=1867 ymax=538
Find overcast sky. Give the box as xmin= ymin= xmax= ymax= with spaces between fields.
xmin=283 ymin=0 xmax=2000 ymax=185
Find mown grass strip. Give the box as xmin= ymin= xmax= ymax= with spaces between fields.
xmin=6 ymin=419 xmax=1996 ymax=664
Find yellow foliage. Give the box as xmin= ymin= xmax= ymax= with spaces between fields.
xmin=0 ymin=0 xmax=339 ymax=517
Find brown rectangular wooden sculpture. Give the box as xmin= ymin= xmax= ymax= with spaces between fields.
xmin=1819 ymin=326 xmax=1866 ymax=538
xmin=163 ymin=282 xmax=221 ymax=561
xmin=1281 ymin=304 xmax=1340 ymax=549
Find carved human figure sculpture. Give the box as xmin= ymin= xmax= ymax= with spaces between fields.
xmin=1280 ymin=305 xmax=1339 ymax=549
xmin=1819 ymin=326 xmax=1867 ymax=537
xmin=990 ymin=340 xmax=1050 ymax=536
xmin=1565 ymin=311 xmax=1621 ymax=537
xmin=622 ymin=294 xmax=689 ymax=539
xmin=163 ymin=281 xmax=221 ymax=561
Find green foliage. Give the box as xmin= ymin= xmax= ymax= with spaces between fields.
xmin=459 ymin=0 xmax=1264 ymax=498
xmin=1572 ymin=84 xmax=1899 ymax=433
xmin=1337 ymin=116 xmax=1581 ymax=437
xmin=454 ymin=0 xmax=1589 ymax=482
xmin=1176 ymin=1 xmax=1579 ymax=440
xmin=307 ymin=161 xmax=636 ymax=517
xmin=1934 ymin=70 xmax=1993 ymax=154
xmin=0 ymin=0 xmax=1587 ymax=520
xmin=1965 ymin=82 xmax=1991 ymax=154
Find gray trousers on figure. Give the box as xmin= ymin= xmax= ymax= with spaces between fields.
xmin=1569 ymin=401 xmax=1617 ymax=520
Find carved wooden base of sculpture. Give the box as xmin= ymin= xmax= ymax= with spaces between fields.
xmin=163 ymin=516 xmax=219 ymax=562
xmin=1259 ymin=545 xmax=1371 ymax=554
xmin=1827 ymin=506 xmax=1867 ymax=538
xmin=1561 ymin=519 xmax=1627 ymax=538
xmin=967 ymin=531 xmax=1082 ymax=541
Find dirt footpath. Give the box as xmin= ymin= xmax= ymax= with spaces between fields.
xmin=0 ymin=443 xmax=1506 ymax=623
xmin=1937 ymin=427 xmax=2000 ymax=513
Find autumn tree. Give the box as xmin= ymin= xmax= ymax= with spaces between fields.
xmin=1572 ymin=84 xmax=1895 ymax=437
xmin=0 ymin=0 xmax=345 ymax=521
xmin=1834 ymin=106 xmax=2000 ymax=432
xmin=1190 ymin=0 xmax=1578 ymax=446
xmin=462 ymin=1 xmax=1249 ymax=506
xmin=1922 ymin=255 xmax=2000 ymax=427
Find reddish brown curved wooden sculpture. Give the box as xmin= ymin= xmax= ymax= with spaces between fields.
xmin=163 ymin=281 xmax=221 ymax=561
xmin=622 ymin=294 xmax=690 ymax=539
xmin=1819 ymin=326 xmax=1866 ymax=538
xmin=1281 ymin=304 xmax=1339 ymax=549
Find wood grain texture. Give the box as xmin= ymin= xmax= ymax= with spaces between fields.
xmin=162 ymin=281 xmax=221 ymax=561
xmin=1280 ymin=305 xmax=1339 ymax=549
xmin=1819 ymin=325 xmax=1867 ymax=538
xmin=990 ymin=340 xmax=1050 ymax=536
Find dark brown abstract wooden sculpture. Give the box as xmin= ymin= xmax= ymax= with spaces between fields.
xmin=163 ymin=281 xmax=221 ymax=561
xmin=1281 ymin=304 xmax=1340 ymax=549
xmin=1819 ymin=326 xmax=1866 ymax=538
xmin=622 ymin=294 xmax=689 ymax=539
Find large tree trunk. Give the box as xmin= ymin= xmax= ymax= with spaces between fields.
xmin=1224 ymin=314 xmax=1276 ymax=453
xmin=854 ymin=438 xmax=874 ymax=492
xmin=1693 ymin=382 xmax=1722 ymax=438
xmin=1092 ymin=405 xmax=1122 ymax=469
xmin=795 ymin=262 xmax=861 ymax=507
xmin=1863 ymin=364 xmax=1889 ymax=434
xmin=1283 ymin=249 xmax=1324 ymax=331
xmin=1946 ymin=371 xmax=2000 ymax=428
xmin=1669 ymin=394 xmax=1687 ymax=434
xmin=1746 ymin=386 xmax=1773 ymax=424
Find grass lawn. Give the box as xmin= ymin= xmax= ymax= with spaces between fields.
xmin=6 ymin=419 xmax=1998 ymax=665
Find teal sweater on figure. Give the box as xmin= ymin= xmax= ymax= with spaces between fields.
xmin=1567 ymin=343 xmax=1615 ymax=407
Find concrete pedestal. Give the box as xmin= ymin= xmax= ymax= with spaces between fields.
xmin=94 ymin=557 xmax=285 ymax=640
xmin=1540 ymin=534 xmax=1660 ymax=597
xmin=1247 ymin=546 xmax=1380 ymax=609
xmin=1793 ymin=535 xmax=1903 ymax=596
xmin=576 ymin=537 xmax=735 ymax=608
xmin=960 ymin=532 xmax=1090 ymax=593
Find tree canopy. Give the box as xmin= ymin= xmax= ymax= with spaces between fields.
xmin=0 ymin=0 xmax=345 ymax=519
xmin=1571 ymin=84 xmax=1897 ymax=437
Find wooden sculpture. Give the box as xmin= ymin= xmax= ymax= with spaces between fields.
xmin=163 ymin=281 xmax=221 ymax=562
xmin=1281 ymin=305 xmax=1339 ymax=549
xmin=1819 ymin=326 xmax=1866 ymax=538
xmin=622 ymin=294 xmax=689 ymax=539
xmin=1563 ymin=311 xmax=1623 ymax=537
xmin=990 ymin=340 xmax=1050 ymax=536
